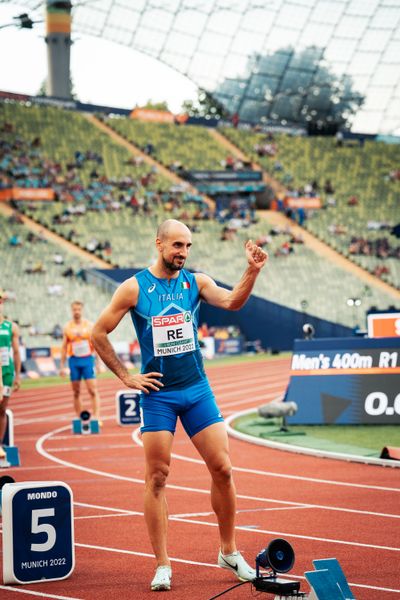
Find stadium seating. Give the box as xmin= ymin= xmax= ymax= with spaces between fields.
xmin=0 ymin=211 xmax=133 ymax=348
xmin=222 ymin=127 xmax=400 ymax=289
xmin=105 ymin=116 xmax=230 ymax=171
xmin=1 ymin=101 xmax=397 ymax=333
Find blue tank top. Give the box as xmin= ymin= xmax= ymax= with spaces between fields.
xmin=131 ymin=268 xmax=206 ymax=390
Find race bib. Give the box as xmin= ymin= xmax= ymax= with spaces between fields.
xmin=71 ymin=340 xmax=91 ymax=357
xmin=0 ymin=346 xmax=10 ymax=366
xmin=152 ymin=311 xmax=195 ymax=356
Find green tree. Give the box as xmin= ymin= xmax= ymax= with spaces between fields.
xmin=213 ymin=46 xmax=364 ymax=131
xmin=141 ymin=99 xmax=170 ymax=111
xmin=181 ymin=88 xmax=229 ymax=119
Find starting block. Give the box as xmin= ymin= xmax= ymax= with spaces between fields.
xmin=115 ymin=390 xmax=142 ymax=426
xmin=1 ymin=409 xmax=20 ymax=468
xmin=306 ymin=558 xmax=354 ymax=600
xmin=72 ymin=410 xmax=100 ymax=435
xmin=2 ymin=480 xmax=74 ymax=584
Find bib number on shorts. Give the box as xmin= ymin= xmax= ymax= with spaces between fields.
xmin=152 ymin=311 xmax=195 ymax=356
xmin=71 ymin=340 xmax=91 ymax=357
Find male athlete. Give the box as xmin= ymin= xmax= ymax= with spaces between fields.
xmin=92 ymin=219 xmax=268 ymax=591
xmin=0 ymin=290 xmax=21 ymax=461
xmin=60 ymin=301 xmax=101 ymax=421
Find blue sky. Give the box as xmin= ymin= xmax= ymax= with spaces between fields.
xmin=0 ymin=2 xmax=198 ymax=111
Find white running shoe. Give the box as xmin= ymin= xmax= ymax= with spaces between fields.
xmin=151 ymin=565 xmax=172 ymax=591
xmin=218 ymin=550 xmax=256 ymax=582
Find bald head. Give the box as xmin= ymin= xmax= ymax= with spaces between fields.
xmin=157 ymin=219 xmax=191 ymax=241
xmin=155 ymin=219 xmax=192 ymax=275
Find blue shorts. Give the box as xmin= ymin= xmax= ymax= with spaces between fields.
xmin=140 ymin=378 xmax=224 ymax=438
xmin=68 ymin=355 xmax=95 ymax=382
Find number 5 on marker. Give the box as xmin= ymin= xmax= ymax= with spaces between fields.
xmin=2 ymin=481 xmax=74 ymax=585
xmin=31 ymin=508 xmax=56 ymax=552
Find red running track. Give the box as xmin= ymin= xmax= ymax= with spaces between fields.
xmin=0 ymin=357 xmax=399 ymax=600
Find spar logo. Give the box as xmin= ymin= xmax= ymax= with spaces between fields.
xmin=152 ymin=312 xmax=191 ymax=327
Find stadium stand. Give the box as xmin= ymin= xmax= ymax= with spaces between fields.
xmin=221 ymin=127 xmax=400 ymax=289
xmin=0 ymin=210 xmax=133 ymax=348
xmin=1 ymin=100 xmax=397 ymax=332
xmin=104 ymin=116 xmax=232 ymax=171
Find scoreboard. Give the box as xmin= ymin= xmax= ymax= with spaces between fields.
xmin=285 ymin=337 xmax=400 ymax=424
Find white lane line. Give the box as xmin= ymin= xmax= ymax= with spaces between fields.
xmin=132 ymin=429 xmax=400 ymax=495
xmin=51 ymin=432 xmax=130 ymax=441
xmin=4 ymin=465 xmax=67 ymax=472
xmin=75 ymin=542 xmax=400 ymax=595
xmin=168 ymin=516 xmax=400 ymax=552
xmin=36 ymin=428 xmax=400 ymax=553
xmin=0 ymin=587 xmax=82 ymax=600
xmin=74 ymin=502 xmax=144 ymax=519
xmin=75 ymin=513 xmax=135 ymax=521
xmin=37 ymin=426 xmax=400 ymax=526
xmin=50 ymin=444 xmax=134 ymax=453
xmin=171 ymin=505 xmax=310 ymax=518
xmin=74 ymin=501 xmax=137 ymax=514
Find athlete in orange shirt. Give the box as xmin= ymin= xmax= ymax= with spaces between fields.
xmin=60 ymin=301 xmax=101 ymax=421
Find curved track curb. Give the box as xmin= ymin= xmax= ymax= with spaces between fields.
xmin=225 ymin=407 xmax=400 ymax=468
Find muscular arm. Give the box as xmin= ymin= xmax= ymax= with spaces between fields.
xmin=91 ymin=277 xmax=163 ymax=393
xmin=11 ymin=323 xmax=21 ymax=391
xmin=196 ymin=240 xmax=268 ymax=311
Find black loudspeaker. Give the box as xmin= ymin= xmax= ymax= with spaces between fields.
xmin=256 ymin=538 xmax=295 ymax=576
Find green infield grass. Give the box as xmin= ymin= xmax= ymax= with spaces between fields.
xmin=233 ymin=412 xmax=400 ymax=456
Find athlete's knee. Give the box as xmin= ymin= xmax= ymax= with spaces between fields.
xmin=146 ymin=463 xmax=170 ymax=494
xmin=0 ymin=403 xmax=6 ymax=418
xmin=210 ymin=458 xmax=233 ymax=486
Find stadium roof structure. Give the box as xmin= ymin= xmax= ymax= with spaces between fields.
xmin=7 ymin=0 xmax=400 ymax=134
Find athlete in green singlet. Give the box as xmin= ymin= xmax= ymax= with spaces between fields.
xmin=0 ymin=290 xmax=21 ymax=460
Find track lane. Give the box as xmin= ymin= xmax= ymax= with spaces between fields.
xmin=1 ymin=358 xmax=399 ymax=599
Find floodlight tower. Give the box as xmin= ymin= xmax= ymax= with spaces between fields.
xmin=45 ymin=1 xmax=72 ymax=99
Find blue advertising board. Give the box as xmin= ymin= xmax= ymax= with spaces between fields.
xmin=286 ymin=337 xmax=400 ymax=424
xmin=214 ymin=337 xmax=244 ymax=355
xmin=116 ymin=390 xmax=142 ymax=426
xmin=2 ymin=481 xmax=74 ymax=584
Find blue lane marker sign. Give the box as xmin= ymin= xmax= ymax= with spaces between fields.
xmin=116 ymin=390 xmax=142 ymax=426
xmin=2 ymin=481 xmax=75 ymax=584
xmin=1 ymin=409 xmax=20 ymax=467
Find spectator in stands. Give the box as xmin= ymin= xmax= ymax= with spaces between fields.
xmin=3 ymin=289 xmax=16 ymax=302
xmin=8 ymin=234 xmax=22 ymax=247
xmin=53 ymin=252 xmax=64 ymax=265
xmin=91 ymin=219 xmax=268 ymax=592
xmin=0 ymin=289 xmax=21 ymax=462
xmin=47 ymin=284 xmax=63 ymax=296
xmin=60 ymin=301 xmax=102 ymax=423
xmin=324 ymin=179 xmax=335 ymax=194
xmin=24 ymin=260 xmax=45 ymax=274
xmin=348 ymin=195 xmax=359 ymax=206
xmin=255 ymin=234 xmax=271 ymax=248
xmin=62 ymin=267 xmax=75 ymax=278
xmin=335 ymin=131 xmax=344 ymax=147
